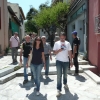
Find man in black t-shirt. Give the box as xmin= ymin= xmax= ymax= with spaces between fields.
xmin=72 ymin=31 xmax=80 ymax=75
xmin=20 ymin=35 xmax=33 ymax=84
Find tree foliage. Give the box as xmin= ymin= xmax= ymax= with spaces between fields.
xmin=25 ymin=7 xmax=38 ymax=33
xmin=26 ymin=7 xmax=38 ymax=20
xmin=34 ymin=2 xmax=70 ymax=36
xmin=25 ymin=20 xmax=38 ymax=33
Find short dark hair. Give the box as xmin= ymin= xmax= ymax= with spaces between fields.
xmin=60 ymin=32 xmax=66 ymax=37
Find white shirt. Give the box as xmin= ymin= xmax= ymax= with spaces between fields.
xmin=10 ymin=36 xmax=20 ymax=47
xmin=53 ymin=40 xmax=72 ymax=62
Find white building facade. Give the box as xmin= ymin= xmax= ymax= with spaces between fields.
xmin=67 ymin=0 xmax=87 ymax=53
xmin=8 ymin=2 xmax=25 ymax=40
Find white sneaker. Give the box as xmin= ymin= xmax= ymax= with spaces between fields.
xmin=56 ymin=90 xmax=61 ymax=97
xmin=36 ymin=91 xmax=40 ymax=96
xmin=64 ymin=84 xmax=69 ymax=89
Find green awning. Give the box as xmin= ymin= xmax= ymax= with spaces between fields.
xmin=11 ymin=21 xmax=19 ymax=34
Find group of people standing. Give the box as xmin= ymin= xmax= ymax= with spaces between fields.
xmin=10 ymin=31 xmax=80 ymax=97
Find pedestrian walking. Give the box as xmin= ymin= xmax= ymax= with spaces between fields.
xmin=20 ymin=35 xmax=34 ymax=84
xmin=10 ymin=32 xmax=20 ymax=64
xmin=72 ymin=31 xmax=80 ymax=76
xmin=27 ymin=36 xmax=46 ymax=96
xmin=29 ymin=32 xmax=36 ymax=44
xmin=41 ymin=36 xmax=52 ymax=78
xmin=54 ymin=32 xmax=60 ymax=42
xmin=53 ymin=32 xmax=73 ymax=97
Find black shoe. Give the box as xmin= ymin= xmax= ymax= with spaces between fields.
xmin=23 ymin=80 xmax=28 ymax=84
xmin=14 ymin=60 xmax=18 ymax=63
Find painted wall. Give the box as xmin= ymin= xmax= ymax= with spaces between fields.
xmin=67 ymin=13 xmax=86 ymax=52
xmin=88 ymin=0 xmax=100 ymax=74
xmin=8 ymin=2 xmax=20 ymax=18
xmin=0 ymin=0 xmax=8 ymax=55
xmin=8 ymin=2 xmax=25 ymax=41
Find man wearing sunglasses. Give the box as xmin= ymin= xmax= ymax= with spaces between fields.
xmin=41 ymin=36 xmax=52 ymax=78
xmin=53 ymin=32 xmax=73 ymax=97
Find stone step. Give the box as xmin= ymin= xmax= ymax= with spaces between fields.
xmin=84 ymin=70 xmax=100 ymax=84
xmin=50 ymin=60 xmax=89 ymax=66
xmin=0 ymin=66 xmax=14 ymax=78
xmin=0 ymin=72 xmax=16 ymax=84
xmin=0 ymin=64 xmax=19 ymax=78
xmin=80 ymin=65 xmax=96 ymax=70
xmin=0 ymin=66 xmax=83 ymax=84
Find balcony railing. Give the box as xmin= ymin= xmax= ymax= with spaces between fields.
xmin=69 ymin=0 xmax=80 ymax=7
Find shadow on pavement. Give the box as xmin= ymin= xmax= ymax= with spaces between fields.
xmin=57 ymin=88 xmax=79 ymax=100
xmin=9 ymin=62 xmax=18 ymax=65
xmin=26 ymin=88 xmax=47 ymax=100
xmin=19 ymin=81 xmax=34 ymax=90
xmin=75 ymin=75 xmax=87 ymax=82
xmin=68 ymin=74 xmax=86 ymax=82
xmin=41 ymin=75 xmax=54 ymax=85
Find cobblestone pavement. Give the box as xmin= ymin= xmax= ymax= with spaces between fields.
xmin=0 ymin=73 xmax=100 ymax=100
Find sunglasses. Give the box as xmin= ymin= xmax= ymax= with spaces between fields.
xmin=36 ymin=39 xmax=41 ymax=41
xmin=42 ymin=38 xmax=46 ymax=39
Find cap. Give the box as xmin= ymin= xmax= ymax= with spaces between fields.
xmin=72 ymin=31 xmax=77 ymax=35
xmin=41 ymin=36 xmax=46 ymax=39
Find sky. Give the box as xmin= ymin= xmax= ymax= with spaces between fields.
xmin=7 ymin=0 xmax=51 ymax=17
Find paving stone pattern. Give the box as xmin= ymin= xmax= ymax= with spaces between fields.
xmin=0 ymin=73 xmax=100 ymax=100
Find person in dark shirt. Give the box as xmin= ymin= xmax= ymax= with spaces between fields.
xmin=20 ymin=35 xmax=33 ymax=84
xmin=72 ymin=31 xmax=80 ymax=76
xmin=27 ymin=36 xmax=46 ymax=96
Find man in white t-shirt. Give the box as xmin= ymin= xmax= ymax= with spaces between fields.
xmin=10 ymin=32 xmax=20 ymax=63
xmin=53 ymin=32 xmax=73 ymax=97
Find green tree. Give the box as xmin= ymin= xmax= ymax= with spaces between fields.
xmin=26 ymin=7 xmax=38 ymax=20
xmin=39 ymin=1 xmax=49 ymax=11
xmin=25 ymin=7 xmax=38 ymax=33
xmin=25 ymin=20 xmax=38 ymax=33
xmin=34 ymin=2 xmax=70 ymax=37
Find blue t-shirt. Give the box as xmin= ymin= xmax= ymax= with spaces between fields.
xmin=31 ymin=47 xmax=44 ymax=65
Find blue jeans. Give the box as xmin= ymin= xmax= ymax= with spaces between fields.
xmin=56 ymin=60 xmax=69 ymax=91
xmin=45 ymin=57 xmax=49 ymax=76
xmin=23 ymin=57 xmax=33 ymax=80
xmin=31 ymin=63 xmax=43 ymax=91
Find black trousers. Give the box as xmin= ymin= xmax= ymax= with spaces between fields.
xmin=73 ymin=53 xmax=79 ymax=73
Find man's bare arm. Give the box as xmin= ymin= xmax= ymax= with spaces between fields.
xmin=68 ymin=50 xmax=72 ymax=62
xmin=73 ymin=45 xmax=77 ymax=56
xmin=53 ymin=49 xmax=63 ymax=55
xmin=68 ymin=50 xmax=73 ymax=67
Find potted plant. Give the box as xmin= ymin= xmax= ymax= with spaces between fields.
xmin=5 ymin=47 xmax=9 ymax=55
